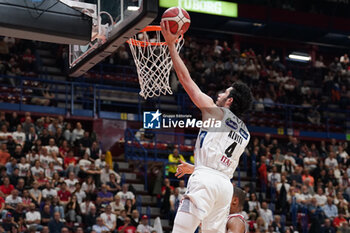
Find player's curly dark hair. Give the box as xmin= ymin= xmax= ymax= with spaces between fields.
xmin=228 ymin=82 xmax=253 ymax=118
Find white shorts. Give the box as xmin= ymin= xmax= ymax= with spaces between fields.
xmin=178 ymin=166 xmax=233 ymax=233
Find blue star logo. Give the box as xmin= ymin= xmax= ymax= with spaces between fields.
xmin=143 ymin=110 xmax=162 ymax=129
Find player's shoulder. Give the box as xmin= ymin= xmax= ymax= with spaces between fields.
xmin=227 ymin=214 xmax=246 ymax=233
xmin=223 ymin=108 xmax=248 ymax=127
xmin=228 ymin=213 xmax=246 ymax=221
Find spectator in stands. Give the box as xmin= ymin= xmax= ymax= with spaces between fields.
xmin=31 ymin=160 xmax=44 ymax=179
xmin=100 ymin=164 xmax=121 ymax=185
xmin=117 ymin=216 xmax=136 ymax=233
xmin=111 ymin=195 xmax=124 ymax=216
xmin=57 ymin=182 xmax=71 ymax=207
xmin=248 ymin=193 xmax=260 ymax=213
xmin=314 ymin=187 xmax=327 ymax=207
xmin=259 ymin=201 xmax=273 ymax=227
xmin=65 ymin=195 xmax=82 ymax=224
xmin=63 ymin=123 xmax=72 ymax=144
xmin=64 ymin=150 xmax=79 ymax=175
xmin=29 ymin=181 xmax=42 ymax=205
xmin=25 ymin=203 xmax=42 ymax=231
xmin=5 ymin=157 xmax=17 ymax=175
xmin=42 ymin=181 xmax=57 ymax=200
xmin=0 ymin=143 xmax=10 ymax=166
xmin=1 ymin=212 xmax=16 ymax=232
xmin=333 ymin=210 xmax=347 ymax=228
xmin=73 ymin=182 xmax=86 ymax=204
xmin=169 ymin=187 xmax=182 ymax=225
xmin=117 ymin=184 xmax=135 ymax=206
xmin=302 ymin=169 xmax=315 ymax=187
xmin=271 ymin=215 xmax=283 ymax=233
xmin=15 ymin=179 xmax=25 ymax=195
xmin=288 ymin=165 xmax=302 ymax=185
xmin=12 ymin=125 xmax=25 ymax=147
xmin=258 ymin=156 xmax=268 ymax=191
xmin=325 ymin=152 xmax=338 ymax=170
xmin=167 ymin=148 xmax=185 ymax=179
xmin=81 ymin=176 xmax=96 ymax=196
xmin=177 ymin=180 xmax=187 ymax=196
xmin=46 ymin=138 xmax=58 ymax=155
xmin=321 ymin=218 xmax=336 ymax=233
xmin=40 ymin=129 xmax=50 ymax=146
xmin=130 ymin=210 xmax=140 ymax=228
xmin=323 ymin=197 xmax=338 ymax=219
xmin=8 ymin=112 xmax=20 ymax=132
xmin=136 ymin=215 xmax=153 ymax=233
xmin=107 ymin=173 xmax=121 ymax=195
xmin=100 ymin=204 xmax=117 ymax=232
xmin=65 ymin=172 xmax=79 ymax=193
xmin=287 ymin=137 xmax=300 ymax=159
xmin=0 ymin=177 xmax=14 ymax=198
xmin=84 ymin=204 xmax=98 ymax=232
xmin=0 ymin=125 xmax=11 ymax=145
xmin=92 ymin=217 xmax=110 ymax=233
xmin=125 ymin=198 xmax=136 ymax=217
xmin=48 ymin=212 xmax=64 ymax=233
xmin=5 ymin=189 xmax=21 ymax=212
xmin=268 ymin=166 xmax=281 ymax=189
xmin=89 ymin=141 xmax=102 ymax=161
xmin=40 ymin=204 xmax=52 ymax=226
xmin=72 ymin=122 xmax=84 ymax=145
xmin=22 ymin=116 xmax=34 ymax=135
xmin=160 ymin=178 xmax=174 ymax=217
xmin=95 ymin=153 xmax=106 ymax=170
xmin=276 ymin=175 xmax=289 ymax=213
xmin=98 ymin=184 xmax=114 ymax=206
xmin=80 ymin=131 xmax=92 ymax=154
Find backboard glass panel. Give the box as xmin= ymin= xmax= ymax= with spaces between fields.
xmin=69 ymin=0 xmax=158 ymax=77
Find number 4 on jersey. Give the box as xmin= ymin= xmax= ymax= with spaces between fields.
xmin=225 ymin=142 xmax=237 ymax=158
xmin=199 ymin=131 xmax=207 ymax=148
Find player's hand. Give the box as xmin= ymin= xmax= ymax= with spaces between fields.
xmin=160 ymin=20 xmax=183 ymax=46
xmin=175 ymin=160 xmax=194 ymax=178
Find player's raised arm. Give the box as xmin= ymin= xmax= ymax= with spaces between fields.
xmin=161 ymin=21 xmax=217 ymax=113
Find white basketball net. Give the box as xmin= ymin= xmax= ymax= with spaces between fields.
xmin=128 ymin=29 xmax=184 ymax=99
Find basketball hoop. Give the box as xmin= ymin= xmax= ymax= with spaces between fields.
xmin=127 ymin=26 xmax=184 ymax=99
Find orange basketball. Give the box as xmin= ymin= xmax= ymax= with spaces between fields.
xmin=161 ymin=7 xmax=191 ymax=34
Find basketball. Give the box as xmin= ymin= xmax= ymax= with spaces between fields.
xmin=161 ymin=7 xmax=191 ymax=34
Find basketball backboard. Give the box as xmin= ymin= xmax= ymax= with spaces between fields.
xmin=69 ymin=0 xmax=158 ymax=77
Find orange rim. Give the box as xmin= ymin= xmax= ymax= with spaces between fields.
xmin=126 ymin=25 xmax=183 ymax=47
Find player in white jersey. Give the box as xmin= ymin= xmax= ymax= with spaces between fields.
xmin=175 ymin=162 xmax=248 ymax=233
xmin=161 ymin=21 xmax=253 ymax=233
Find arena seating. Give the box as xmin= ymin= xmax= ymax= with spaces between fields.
xmin=0 ymin=32 xmax=350 ymax=233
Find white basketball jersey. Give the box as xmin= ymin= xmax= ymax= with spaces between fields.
xmin=194 ymin=108 xmax=250 ymax=179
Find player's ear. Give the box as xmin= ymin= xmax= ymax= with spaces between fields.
xmin=227 ymin=97 xmax=233 ymax=105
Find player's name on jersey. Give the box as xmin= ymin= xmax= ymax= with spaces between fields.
xmin=162 ymin=117 xmax=221 ymax=128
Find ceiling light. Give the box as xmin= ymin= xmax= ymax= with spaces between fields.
xmin=127 ymin=6 xmax=139 ymax=11
xmin=288 ymin=52 xmax=311 ymax=62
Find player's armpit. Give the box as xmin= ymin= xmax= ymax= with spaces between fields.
xmin=227 ymin=218 xmax=245 ymax=233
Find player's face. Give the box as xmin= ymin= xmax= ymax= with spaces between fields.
xmin=216 ymin=87 xmax=233 ymax=107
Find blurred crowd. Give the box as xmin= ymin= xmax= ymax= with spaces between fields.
xmin=0 ymin=37 xmax=37 ymax=77
xmin=0 ymin=111 xmax=158 ymax=233
xmin=236 ymin=133 xmax=350 ymax=233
